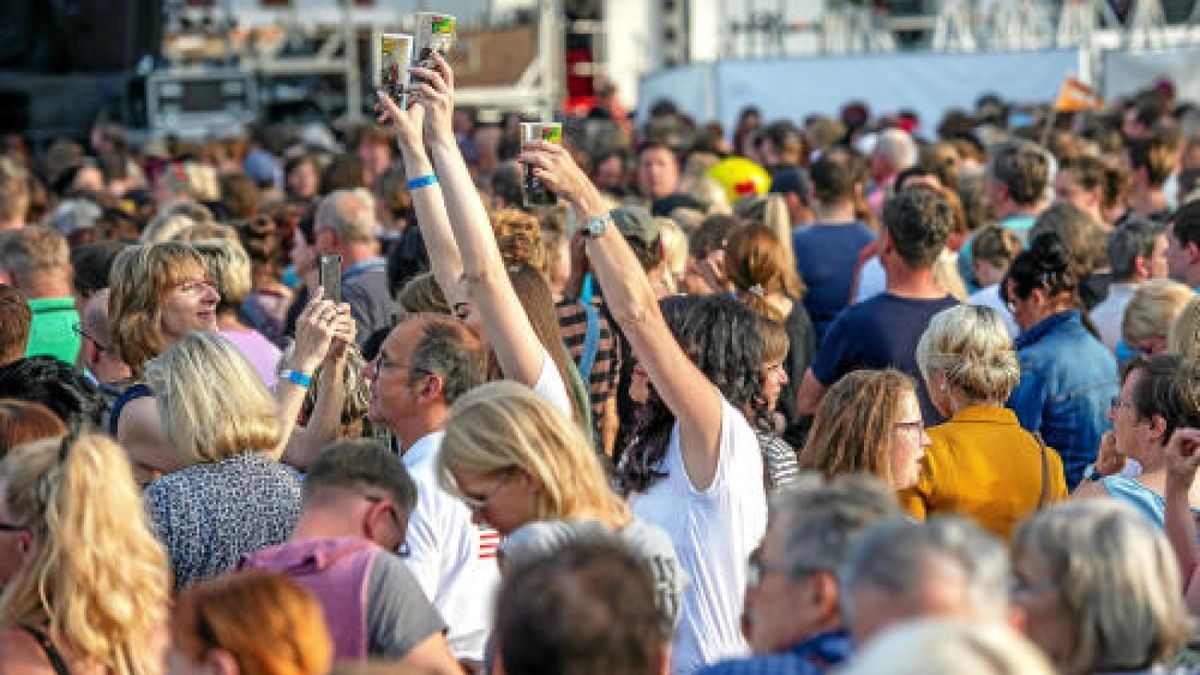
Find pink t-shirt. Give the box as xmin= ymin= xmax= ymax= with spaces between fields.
xmin=220 ymin=329 xmax=282 ymax=388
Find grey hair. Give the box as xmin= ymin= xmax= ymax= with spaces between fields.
xmin=1109 ymin=217 xmax=1166 ymax=282
xmin=771 ymin=472 xmax=903 ymax=578
xmin=916 ymin=304 xmax=1020 ymax=403
xmin=1013 ymin=500 xmax=1190 ymax=675
xmin=841 ymin=516 xmax=1011 ymax=626
xmin=874 ymin=129 xmax=917 ymax=172
xmin=316 ymin=188 xmax=378 ymax=244
xmin=403 ymin=314 xmax=488 ymax=406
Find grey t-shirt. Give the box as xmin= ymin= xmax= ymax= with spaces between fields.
xmin=500 ymin=517 xmax=689 ymax=626
xmin=367 ymin=551 xmax=448 ymax=658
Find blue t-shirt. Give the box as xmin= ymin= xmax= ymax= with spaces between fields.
xmin=811 ymin=292 xmax=959 ymax=424
xmin=793 ymin=222 xmax=876 ymax=341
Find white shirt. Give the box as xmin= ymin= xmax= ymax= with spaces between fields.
xmin=968 ymin=284 xmax=1020 ymax=339
xmin=402 ymin=431 xmax=501 ymax=662
xmin=533 ymin=347 xmax=573 ymax=419
xmin=1090 ymin=282 xmax=1138 ymax=353
xmin=630 ymin=397 xmax=768 ymax=674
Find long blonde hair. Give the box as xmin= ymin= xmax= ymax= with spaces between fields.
xmin=0 ymin=433 xmax=169 ymax=675
xmin=145 ymin=331 xmax=281 ymax=465
xmin=437 ymin=380 xmax=628 ymax=526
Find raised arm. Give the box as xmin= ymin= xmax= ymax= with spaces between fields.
xmin=407 ymin=54 xmax=546 ymax=387
xmin=274 ymin=288 xmax=352 ymax=460
xmin=521 ymin=141 xmax=725 ymax=490
xmin=1163 ymin=428 xmax=1200 ymax=610
xmin=376 ymin=87 xmax=462 ymax=304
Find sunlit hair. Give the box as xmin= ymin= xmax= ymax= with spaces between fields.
xmin=108 ymin=242 xmax=212 ymax=378
xmin=503 ymin=263 xmax=582 ymax=424
xmin=841 ymin=619 xmax=1055 ymax=675
xmin=656 ymin=217 xmax=687 ymax=294
xmin=1167 ymin=295 xmax=1200 ymax=360
xmin=916 ymin=305 xmax=1020 ymax=403
xmin=398 ymin=271 xmax=451 ymax=315
xmin=172 ymin=571 xmax=333 ymax=675
xmin=799 ymin=369 xmax=915 ymax=487
xmin=0 ymin=433 xmax=168 ymax=675
xmin=1013 ymin=500 xmax=1190 ymax=675
xmin=145 ymin=332 xmax=281 ymax=465
xmin=437 ymin=380 xmax=629 ymax=525
xmin=0 ymin=399 xmax=66 ymax=457
xmin=492 ymin=208 xmax=547 ymax=277
xmin=1123 ymin=278 xmax=1193 ymax=345
xmin=190 ymin=235 xmax=254 ymax=311
xmin=726 ymin=224 xmax=805 ymax=322
xmin=757 ymin=314 xmax=789 ymax=365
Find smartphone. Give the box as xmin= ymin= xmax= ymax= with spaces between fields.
xmin=318 ymin=254 xmax=343 ymax=304
xmin=376 ymin=33 xmax=414 ymax=105
xmin=413 ymin=13 xmax=456 ymax=72
xmin=520 ymin=122 xmax=563 ymax=207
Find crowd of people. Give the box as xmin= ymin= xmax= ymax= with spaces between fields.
xmin=4 ymin=50 xmax=1200 ymax=674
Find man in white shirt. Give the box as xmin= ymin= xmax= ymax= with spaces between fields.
xmin=365 ymin=312 xmax=498 ymax=666
xmin=1091 ymin=217 xmax=1170 ymax=352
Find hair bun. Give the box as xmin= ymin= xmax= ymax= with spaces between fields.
xmin=1029 ymin=231 xmax=1071 ymax=273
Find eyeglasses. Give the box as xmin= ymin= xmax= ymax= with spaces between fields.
xmin=746 ymin=554 xmax=823 ymax=588
xmin=452 ymin=302 xmax=472 ymax=322
xmin=0 ymin=521 xmax=26 ymax=533
xmin=72 ymin=324 xmax=112 ymax=352
xmin=895 ymin=419 xmax=925 ymax=436
xmin=459 ymin=471 xmax=512 ymax=513
xmin=369 ymin=352 xmax=429 ymax=380
xmin=172 ymin=278 xmax=218 ymax=295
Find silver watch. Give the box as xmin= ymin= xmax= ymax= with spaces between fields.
xmin=584 ymin=213 xmax=611 ymax=238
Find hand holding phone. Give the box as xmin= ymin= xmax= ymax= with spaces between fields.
xmin=318 ymin=254 xmax=343 ymax=305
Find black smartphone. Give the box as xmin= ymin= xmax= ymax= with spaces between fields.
xmin=318 ymin=254 xmax=343 ymax=304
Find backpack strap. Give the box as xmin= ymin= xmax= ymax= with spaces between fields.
xmin=578 ymin=301 xmax=601 ymax=383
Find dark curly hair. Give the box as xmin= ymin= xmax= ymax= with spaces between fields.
xmin=616 ymin=294 xmax=769 ymax=494
xmin=1005 ymin=231 xmax=1080 ymax=302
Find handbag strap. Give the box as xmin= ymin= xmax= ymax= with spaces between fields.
xmin=1033 ymin=431 xmax=1050 ymax=510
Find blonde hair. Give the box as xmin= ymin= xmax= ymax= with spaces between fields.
xmin=799 ymin=369 xmax=915 ymax=488
xmin=1123 ymin=278 xmax=1194 ymax=344
xmin=1013 ymin=500 xmax=1190 ymax=675
xmin=0 ymin=433 xmax=169 ymax=675
xmin=141 ymin=199 xmax=215 ymax=244
xmin=916 ymin=305 xmax=1020 ymax=403
xmin=1167 ymin=295 xmax=1200 ymax=360
xmin=108 ymin=242 xmax=212 ymax=377
xmin=145 ymin=332 xmax=281 ymax=465
xmin=841 ymin=619 xmax=1056 ymax=675
xmin=190 ymin=235 xmax=254 ymax=309
xmin=437 ymin=380 xmax=629 ymax=525
xmin=172 ymin=571 xmax=332 ymax=675
xmin=933 ymin=248 xmax=968 ymax=301
xmin=656 ymin=217 xmax=687 ymax=294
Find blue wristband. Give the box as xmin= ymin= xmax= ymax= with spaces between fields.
xmin=407 ymin=174 xmax=438 ymax=190
xmin=280 ymin=369 xmax=313 ymax=388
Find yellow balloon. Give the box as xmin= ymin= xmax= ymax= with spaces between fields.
xmin=704 ymin=157 xmax=772 ymax=204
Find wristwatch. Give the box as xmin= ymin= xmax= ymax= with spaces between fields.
xmin=1081 ymin=463 xmax=1101 ymax=482
xmin=583 ymin=213 xmax=611 ymax=239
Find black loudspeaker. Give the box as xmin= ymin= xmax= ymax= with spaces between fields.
xmin=61 ymin=0 xmax=164 ymax=72
xmin=0 ymin=0 xmax=162 ymax=73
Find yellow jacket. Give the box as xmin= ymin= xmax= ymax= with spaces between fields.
xmin=898 ymin=405 xmax=1069 ymax=540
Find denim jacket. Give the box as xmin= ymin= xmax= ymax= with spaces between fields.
xmin=1007 ymin=310 xmax=1118 ymax=490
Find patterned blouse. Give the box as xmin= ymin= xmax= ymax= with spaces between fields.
xmin=144 ymin=452 xmax=302 ymax=592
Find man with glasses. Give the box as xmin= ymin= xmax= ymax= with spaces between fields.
xmin=700 ymin=474 xmax=901 ymax=675
xmin=76 ymin=289 xmax=131 ymax=419
xmin=240 ymin=439 xmax=460 ymax=672
xmin=364 ymin=313 xmax=497 ymax=667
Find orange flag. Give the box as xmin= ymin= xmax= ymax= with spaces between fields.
xmin=1053 ymin=77 xmax=1102 ymax=112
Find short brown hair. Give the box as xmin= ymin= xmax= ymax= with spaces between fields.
xmin=0 ymin=399 xmax=66 ymax=457
xmin=0 ymin=225 xmax=70 ymax=287
xmin=0 ymin=284 xmax=31 ymax=364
